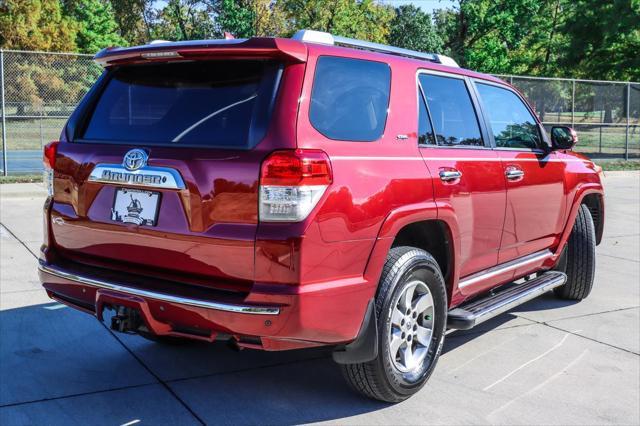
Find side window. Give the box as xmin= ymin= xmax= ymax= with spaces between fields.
xmin=418 ymin=90 xmax=435 ymax=145
xmin=418 ymin=74 xmax=484 ymax=147
xmin=476 ymin=83 xmax=543 ymax=150
xmin=310 ymin=56 xmax=391 ymax=141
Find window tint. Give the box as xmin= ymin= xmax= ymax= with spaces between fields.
xmin=82 ymin=60 xmax=281 ymax=148
xmin=476 ymin=83 xmax=543 ymax=150
xmin=310 ymin=56 xmax=390 ymax=141
xmin=418 ymin=90 xmax=435 ymax=145
xmin=419 ymin=74 xmax=483 ymax=147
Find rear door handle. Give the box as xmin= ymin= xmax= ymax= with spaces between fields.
xmin=505 ymin=168 xmax=525 ymax=180
xmin=439 ymin=169 xmax=462 ymax=182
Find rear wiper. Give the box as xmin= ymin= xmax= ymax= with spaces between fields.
xmin=172 ymin=94 xmax=257 ymax=142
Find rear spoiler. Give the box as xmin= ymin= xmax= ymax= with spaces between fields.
xmin=94 ymin=37 xmax=308 ymax=67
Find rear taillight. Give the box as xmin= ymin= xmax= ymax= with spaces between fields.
xmin=43 ymin=141 xmax=59 ymax=196
xmin=259 ymin=150 xmax=332 ymax=222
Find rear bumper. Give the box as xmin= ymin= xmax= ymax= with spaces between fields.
xmin=39 ymin=261 xmax=374 ymax=350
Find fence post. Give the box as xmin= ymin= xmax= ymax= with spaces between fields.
xmin=625 ymin=82 xmax=631 ymax=160
xmin=571 ymin=79 xmax=575 ymax=128
xmin=0 ymin=49 xmax=7 ymax=176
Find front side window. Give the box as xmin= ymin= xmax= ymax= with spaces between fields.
xmin=310 ymin=56 xmax=391 ymax=141
xmin=82 ymin=60 xmax=281 ymax=149
xmin=419 ymin=74 xmax=484 ymax=147
xmin=476 ymin=83 xmax=543 ymax=150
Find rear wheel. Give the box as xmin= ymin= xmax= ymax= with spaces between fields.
xmin=341 ymin=246 xmax=447 ymax=402
xmin=554 ymin=204 xmax=596 ymax=300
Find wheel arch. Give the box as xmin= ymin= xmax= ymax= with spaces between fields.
xmin=581 ymin=192 xmax=604 ymax=245
xmin=363 ymin=204 xmax=459 ymax=308
xmin=553 ymin=185 xmax=604 ymax=263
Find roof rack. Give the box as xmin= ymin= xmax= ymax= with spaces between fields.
xmin=292 ymin=29 xmax=459 ymax=67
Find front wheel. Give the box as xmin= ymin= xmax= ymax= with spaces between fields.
xmin=341 ymin=246 xmax=447 ymax=402
xmin=554 ymin=204 xmax=597 ymax=300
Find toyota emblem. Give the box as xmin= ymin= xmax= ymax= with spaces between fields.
xmin=122 ymin=149 xmax=148 ymax=171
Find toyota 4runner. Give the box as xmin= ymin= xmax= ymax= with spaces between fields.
xmin=39 ymin=30 xmax=605 ymax=402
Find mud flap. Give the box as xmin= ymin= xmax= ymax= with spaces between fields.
xmin=332 ymin=298 xmax=378 ymax=364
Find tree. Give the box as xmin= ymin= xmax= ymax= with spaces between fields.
xmin=217 ymin=0 xmax=287 ymax=37
xmin=217 ymin=0 xmax=255 ymax=37
xmin=64 ymin=0 xmax=128 ymax=53
xmin=156 ymin=0 xmax=215 ymax=41
xmin=280 ymin=0 xmax=394 ymax=43
xmin=388 ymin=4 xmax=443 ymax=53
xmin=559 ymin=0 xmax=640 ymax=81
xmin=0 ymin=0 xmax=78 ymax=51
xmin=433 ymin=0 xmax=573 ymax=76
xmin=109 ymin=0 xmax=155 ymax=45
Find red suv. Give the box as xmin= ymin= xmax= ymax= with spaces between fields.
xmin=39 ymin=30 xmax=605 ymax=402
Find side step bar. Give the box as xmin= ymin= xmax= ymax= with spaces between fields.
xmin=448 ymin=271 xmax=567 ymax=330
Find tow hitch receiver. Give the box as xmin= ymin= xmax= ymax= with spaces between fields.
xmin=108 ymin=305 xmax=144 ymax=334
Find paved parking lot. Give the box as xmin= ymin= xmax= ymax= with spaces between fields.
xmin=1 ymin=173 xmax=639 ymax=425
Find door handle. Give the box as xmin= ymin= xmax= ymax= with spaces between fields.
xmin=439 ymin=169 xmax=462 ymax=182
xmin=505 ymin=168 xmax=525 ymax=180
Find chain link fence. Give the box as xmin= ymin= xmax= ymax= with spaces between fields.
xmin=0 ymin=49 xmax=638 ymax=175
xmin=0 ymin=50 xmax=101 ymax=175
xmin=500 ymin=75 xmax=640 ymax=160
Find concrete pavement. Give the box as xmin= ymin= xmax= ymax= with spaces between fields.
xmin=1 ymin=173 xmax=638 ymax=425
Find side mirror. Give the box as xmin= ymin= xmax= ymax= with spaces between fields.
xmin=551 ymin=126 xmax=578 ymax=150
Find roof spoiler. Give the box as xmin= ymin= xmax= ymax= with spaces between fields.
xmin=94 ymin=37 xmax=307 ymax=67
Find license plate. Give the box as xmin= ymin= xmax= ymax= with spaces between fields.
xmin=111 ymin=188 xmax=160 ymax=226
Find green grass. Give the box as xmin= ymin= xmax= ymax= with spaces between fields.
xmin=0 ymin=174 xmax=43 ymax=184
xmin=1 ymin=118 xmax=67 ymax=150
xmin=594 ymin=159 xmax=640 ymax=171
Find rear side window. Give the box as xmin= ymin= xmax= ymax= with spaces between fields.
xmin=419 ymin=74 xmax=484 ymax=147
xmin=418 ymin=90 xmax=435 ymax=145
xmin=476 ymin=83 xmax=544 ymax=150
xmin=310 ymin=56 xmax=390 ymax=141
xmin=81 ymin=60 xmax=281 ymax=149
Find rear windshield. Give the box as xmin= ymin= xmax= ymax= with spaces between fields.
xmin=81 ymin=60 xmax=281 ymax=149
xmin=309 ymin=56 xmax=391 ymax=141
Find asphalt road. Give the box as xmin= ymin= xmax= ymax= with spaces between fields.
xmin=1 ymin=173 xmax=639 ymax=425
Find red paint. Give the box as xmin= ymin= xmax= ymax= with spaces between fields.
xmin=40 ymin=37 xmax=604 ymax=350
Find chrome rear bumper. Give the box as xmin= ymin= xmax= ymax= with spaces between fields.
xmin=38 ymin=262 xmax=280 ymax=315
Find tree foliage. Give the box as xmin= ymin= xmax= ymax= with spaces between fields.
xmin=559 ymin=0 xmax=640 ymax=81
xmin=156 ymin=0 xmax=216 ymax=41
xmin=64 ymin=0 xmax=128 ymax=53
xmin=438 ymin=0 xmax=638 ymax=80
xmin=280 ymin=0 xmax=394 ymax=43
xmin=0 ymin=0 xmax=636 ymax=81
xmin=388 ymin=4 xmax=443 ymax=53
xmin=0 ymin=0 xmax=78 ymax=51
xmin=216 ymin=0 xmax=287 ymax=37
xmin=109 ymin=0 xmax=154 ymax=45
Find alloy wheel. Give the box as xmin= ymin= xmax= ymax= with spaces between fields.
xmin=388 ymin=280 xmax=435 ymax=373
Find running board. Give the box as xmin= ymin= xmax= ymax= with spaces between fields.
xmin=447 ymin=271 xmax=567 ymax=330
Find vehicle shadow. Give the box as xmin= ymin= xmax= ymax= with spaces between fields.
xmin=0 ymin=301 xmax=533 ymax=425
xmin=508 ymin=291 xmax=580 ymax=313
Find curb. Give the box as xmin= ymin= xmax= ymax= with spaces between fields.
xmin=603 ymin=170 xmax=640 ymax=178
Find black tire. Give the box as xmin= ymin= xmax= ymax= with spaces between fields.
xmin=554 ymin=204 xmax=596 ymax=300
xmin=341 ymin=246 xmax=447 ymax=402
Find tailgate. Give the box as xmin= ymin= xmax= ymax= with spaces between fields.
xmin=48 ymin=58 xmax=301 ymax=288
